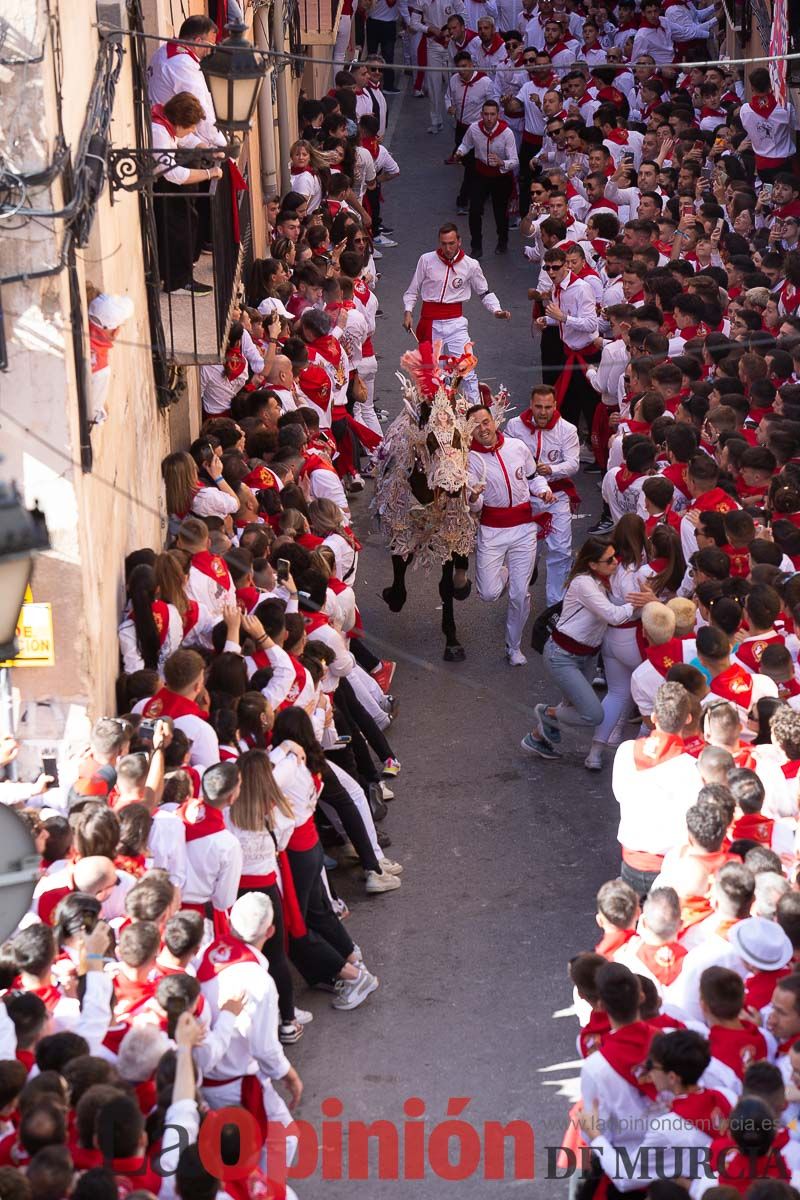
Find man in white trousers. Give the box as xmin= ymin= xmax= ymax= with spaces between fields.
xmin=505 ymin=382 xmax=580 ymax=605
xmin=408 ymin=0 xmax=466 ymax=133
xmin=467 ymin=404 xmax=554 ymax=665
xmin=402 ymin=223 xmax=511 ymax=402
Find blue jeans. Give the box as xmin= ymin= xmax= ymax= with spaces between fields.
xmin=543 ymin=640 xmax=604 ymax=728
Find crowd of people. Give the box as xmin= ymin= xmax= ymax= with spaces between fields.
xmin=3 ymin=0 xmax=800 ymax=1197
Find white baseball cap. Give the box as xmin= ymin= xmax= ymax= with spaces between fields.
xmin=257 ymin=296 xmax=292 ymax=320
xmin=88 ymin=293 xmax=134 ymax=330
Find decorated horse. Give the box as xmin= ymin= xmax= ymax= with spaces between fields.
xmin=372 ymin=341 xmax=508 ymax=661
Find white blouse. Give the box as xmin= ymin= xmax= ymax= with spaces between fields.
xmin=556 ymin=573 xmax=636 ymax=648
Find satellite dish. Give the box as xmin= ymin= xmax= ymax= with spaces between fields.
xmin=0 ymin=807 xmax=39 ymax=939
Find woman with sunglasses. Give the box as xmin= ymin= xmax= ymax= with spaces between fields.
xmin=522 ymin=535 xmax=655 ymax=764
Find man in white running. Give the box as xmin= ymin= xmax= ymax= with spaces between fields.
xmin=467 ymin=404 xmax=554 ymax=665
xmin=402 ymin=222 xmax=511 ymax=402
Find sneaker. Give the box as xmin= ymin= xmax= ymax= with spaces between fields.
xmin=579 ymin=443 xmax=595 ymax=463
xmin=427 ymin=124 xmax=443 ymax=134
xmin=380 ymin=226 xmax=394 ymax=234
xmin=376 ymin=408 xmax=390 ymax=421
xmin=584 ymin=746 xmax=604 ymax=771
xmin=337 ymin=842 xmax=360 ymax=864
xmin=382 ymin=757 xmax=401 ymax=777
xmin=443 ymin=154 xmax=460 ymax=165
xmin=372 ymin=659 xmax=396 ymax=693
xmin=279 ymin=1021 xmax=304 ymax=1044
xmin=294 ymin=1007 xmax=313 ymax=1024
xmin=331 ymin=897 xmax=350 ymax=919
xmin=376 ymin=830 xmax=392 ymax=849
xmin=323 ymin=853 xmax=339 ymax=870
xmin=349 ymin=472 xmax=365 ymax=491
xmin=372 ymin=248 xmax=383 ymax=259
xmin=378 ymin=857 xmax=403 ymax=875
xmin=373 ymin=234 xmax=397 ymax=247
xmin=413 ymin=89 xmax=426 ymax=97
xmin=332 ymin=967 xmax=379 ymax=1010
xmin=520 ymin=733 xmax=562 ymax=760
xmin=534 ymin=701 xmax=561 ymax=744
xmin=456 ymin=205 xmax=469 ymax=215
xmin=351 ymin=943 xmax=363 ymax=962
xmin=380 ymin=781 xmax=395 ymax=801
xmin=588 ymin=515 xmax=614 ymax=534
xmin=365 ymin=869 xmax=401 ymax=893
xmin=583 ymin=462 xmax=603 ymax=475
xmin=506 ymin=646 xmax=527 ymax=666
xmin=167 ymin=278 xmax=213 ymax=296
xmin=593 ymin=665 xmax=607 ymax=688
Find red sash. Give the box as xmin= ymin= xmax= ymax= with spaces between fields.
xmin=143 ymin=688 xmax=208 ymax=722
xmin=196 ymin=933 xmax=261 ymax=981
xmin=632 ymin=730 xmax=685 ymax=770
xmin=416 ymin=300 xmax=463 ymax=342
xmin=579 ymin=1009 xmax=612 ymax=1057
xmin=735 ymin=631 xmax=784 ymax=671
xmin=710 ymin=663 xmax=754 ymax=709
xmin=595 ymin=927 xmax=636 ymax=959
xmin=633 ymin=939 xmax=687 ymax=986
xmin=599 ymin=1021 xmax=656 ymax=1098
xmin=191 ymin=550 xmax=232 ymax=588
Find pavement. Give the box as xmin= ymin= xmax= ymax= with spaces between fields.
xmin=286 ymin=75 xmax=621 ymax=1196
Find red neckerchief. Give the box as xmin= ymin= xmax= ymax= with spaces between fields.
xmin=713 ymin=1129 xmax=791 ymax=1193
xmin=143 ymin=687 xmax=207 ymax=722
xmin=191 ymin=549 xmax=232 ymax=586
xmin=114 ymin=853 xmax=147 ymax=878
xmin=670 ymin=1089 xmax=731 ymax=1134
xmin=750 ymin=93 xmax=778 ymax=117
xmin=778 ymin=677 xmax=800 ymax=702
xmin=196 ymin=933 xmax=261 ymax=981
xmin=290 ymin=165 xmax=317 ymax=177
xmin=632 ymin=730 xmax=685 ymax=770
xmin=744 ymin=968 xmax=792 ymax=1012
xmin=708 ymin=1023 xmax=768 ymax=1078
xmin=309 ymin=334 xmax=344 ymax=369
xmin=302 ymin=610 xmax=332 ymax=635
xmin=735 ymin=630 xmax=784 ymax=671
xmin=721 ymin=544 xmax=751 ymax=579
xmin=151 ymin=600 xmax=169 ymax=648
xmin=616 ymin=466 xmax=644 ymax=493
xmin=299 ymin=452 xmax=337 ymax=477
xmin=177 ymin=797 xmax=226 ymax=841
xmin=730 ymin=811 xmax=774 ymax=846
xmin=112 ymin=972 xmax=157 ymax=1018
xmin=690 ymin=486 xmax=738 ymax=513
xmin=520 ymin=409 xmax=558 ymax=432
xmin=647 ymin=637 xmax=687 ymax=677
xmin=470 ymin=433 xmax=504 ymax=454
xmin=181 ymin=598 xmax=199 ymax=638
xmin=700 ymin=106 xmax=726 ymax=119
xmin=546 ymin=40 xmax=571 ymax=55
xmin=640 ymin=15 xmax=662 ymax=26
xmin=236 ymin=584 xmax=261 ymax=613
xmin=224 ymin=341 xmax=247 ymax=381
xmin=599 ymin=1022 xmax=657 ymax=1098
xmin=480 ymin=32 xmax=506 ymax=54
xmin=478 ymin=118 xmax=509 ymax=140
xmin=89 ymin=322 xmax=114 ymax=373
xmin=579 ymin=1009 xmax=612 ymax=1057
xmin=595 ymin=926 xmax=637 ymax=959
xmin=166 ymin=40 xmax=199 ymax=62
xmin=151 ymin=104 xmax=177 ymax=137
xmin=633 ymin=939 xmax=687 ymax=986
xmin=710 ymin=663 xmax=753 ymax=706
xmin=359 ymin=135 xmax=380 ymax=161
xmin=589 ymin=237 xmax=610 ymax=259
xmin=243 ymin=463 xmax=278 ymax=491
xmin=605 ymin=128 xmax=630 ymax=145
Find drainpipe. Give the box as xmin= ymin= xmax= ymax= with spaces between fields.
xmin=254 ymin=4 xmax=278 ymax=200
xmin=272 ymin=0 xmax=292 ymax=195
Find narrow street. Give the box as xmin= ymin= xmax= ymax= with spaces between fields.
xmin=289 ymin=78 xmax=620 ymax=1195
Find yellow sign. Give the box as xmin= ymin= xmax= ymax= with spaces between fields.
xmin=0 ymin=604 xmax=55 ymax=668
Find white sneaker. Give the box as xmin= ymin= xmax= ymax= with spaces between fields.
xmin=332 ymin=967 xmax=380 ymax=1010
xmin=427 ymin=124 xmax=443 ymax=134
xmin=351 ymin=943 xmax=363 ymax=962
xmin=294 ymin=1007 xmax=314 ymax=1024
xmin=371 ymin=248 xmax=384 ymax=259
xmin=379 ymin=857 xmax=403 ymax=875
xmin=373 ymin=234 xmax=397 ymax=247
xmin=380 ymin=782 xmax=395 ymax=801
xmin=365 ymin=869 xmax=402 ymax=893
xmin=584 ymin=745 xmax=604 ymax=771
xmin=506 ymin=647 xmax=528 ymax=666
xmin=349 ymin=472 xmax=365 ymax=491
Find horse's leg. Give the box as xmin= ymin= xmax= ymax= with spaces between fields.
xmin=440 ymin=557 xmax=465 ymax=661
xmin=382 ymin=554 xmax=410 ymax=612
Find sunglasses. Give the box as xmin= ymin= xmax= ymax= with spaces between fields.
xmin=599 ymin=553 xmax=618 ymax=564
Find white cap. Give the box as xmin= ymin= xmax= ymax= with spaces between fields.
xmin=258 ymin=296 xmax=292 ymax=320
xmin=230 ymin=891 xmax=274 ymax=944
xmin=88 ymin=293 xmax=134 ymax=330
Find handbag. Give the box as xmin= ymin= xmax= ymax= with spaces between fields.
xmin=530 ymin=601 xmax=563 ymax=653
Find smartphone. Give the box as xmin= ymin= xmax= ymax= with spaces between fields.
xmin=761 ymin=183 xmax=773 ymax=200
xmin=277 ymin=558 xmax=291 ymax=583
xmin=200 ymin=443 xmax=215 ymax=464
xmin=42 ymin=756 xmax=58 ymax=788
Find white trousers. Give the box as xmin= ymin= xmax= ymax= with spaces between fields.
xmin=532 ymin=494 xmax=573 ymax=606
xmin=350 ymin=663 xmax=391 ymax=730
xmin=355 ymin=354 xmax=382 ymax=435
xmin=334 ymin=14 xmax=352 ymax=64
xmin=596 ymin=624 xmax=642 ymax=744
xmin=425 ymin=40 xmax=449 ymax=126
xmin=202 ymin=1075 xmax=298 ymax=1171
xmin=476 ymin=522 xmax=537 ymax=653
xmin=429 ymin=315 xmax=478 ymax=401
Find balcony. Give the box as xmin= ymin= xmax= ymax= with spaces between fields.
xmin=156 ymin=145 xmax=254 ymax=365
xmin=299 ymin=0 xmax=346 ymax=43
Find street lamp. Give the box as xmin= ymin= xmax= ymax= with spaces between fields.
xmin=201 ymin=21 xmax=266 ymax=136
xmin=0 ymin=482 xmax=50 ymax=662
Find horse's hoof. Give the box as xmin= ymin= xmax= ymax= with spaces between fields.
xmin=443 ymin=644 xmax=466 ymax=662
xmin=382 ymin=586 xmax=407 ymax=613
xmin=451 ymin=580 xmax=472 ymax=601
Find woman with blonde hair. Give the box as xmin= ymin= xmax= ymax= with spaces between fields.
xmin=288 ymin=140 xmax=330 ymax=213
xmin=228 ymin=748 xmax=312 ymax=1044
xmin=308 ymin=498 xmax=359 ymax=583
xmin=161 ymin=449 xmax=238 ymax=533
xmin=153 ymin=550 xmax=216 ymax=649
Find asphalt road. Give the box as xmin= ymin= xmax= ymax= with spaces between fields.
xmin=286 ymin=78 xmax=621 ymax=1197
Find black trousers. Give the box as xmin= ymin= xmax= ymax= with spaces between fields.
xmin=337 ymin=676 xmax=393 ymax=764
xmin=540 ymin=324 xmax=565 ymax=385
xmin=237 ymin=881 xmax=294 ymax=1022
xmin=560 ymin=345 xmax=602 ymax=435
xmin=366 ymin=18 xmax=397 ymax=88
xmin=468 ymin=171 xmax=513 ymax=253
xmin=319 ymin=762 xmax=381 ymax=872
xmin=154 ymin=179 xmax=196 ymax=291
xmin=286 ymin=841 xmax=353 ymax=985
xmin=352 ymin=638 xmax=381 ymax=674
xmin=454 ymin=121 xmax=475 ymax=207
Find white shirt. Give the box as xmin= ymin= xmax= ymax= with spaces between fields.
xmin=504 ymin=413 xmax=580 ymax=498
xmin=631 ymin=19 xmax=675 ymax=63
xmin=544 ymin=271 xmax=599 ymax=351
xmin=200 ymin=944 xmax=290 ymax=1084
xmin=132 ymin=696 xmax=222 ymax=772
xmin=467 ymin=435 xmax=550 ymax=522
xmin=270 ymin=744 xmax=317 ymax=827
xmin=186 ymin=558 xmax=237 ymax=619
xmin=556 ymin=573 xmax=635 ymax=648
xmin=447 ymin=72 xmax=495 ymax=126
xmin=402 ymin=250 xmax=500 ymax=315
xmin=457 ymin=119 xmax=519 ymax=173
xmin=182 ymin=812 xmax=243 ymax=910
xmin=408 ymin=0 xmax=465 ymax=33
xmin=602 ymin=466 xmax=650 ymax=523
xmin=613 ymin=740 xmax=700 ymax=858
xmin=587 ymin=338 xmax=629 ymax=407
xmin=149 ymin=805 xmax=188 ymax=889
xmin=147 ymin=43 xmax=226 ymax=148
xmin=119 ymin=602 xmax=184 ymax=674
xmin=740 ymin=99 xmax=796 ymax=163
xmin=288 ymin=168 xmax=322 ymax=212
